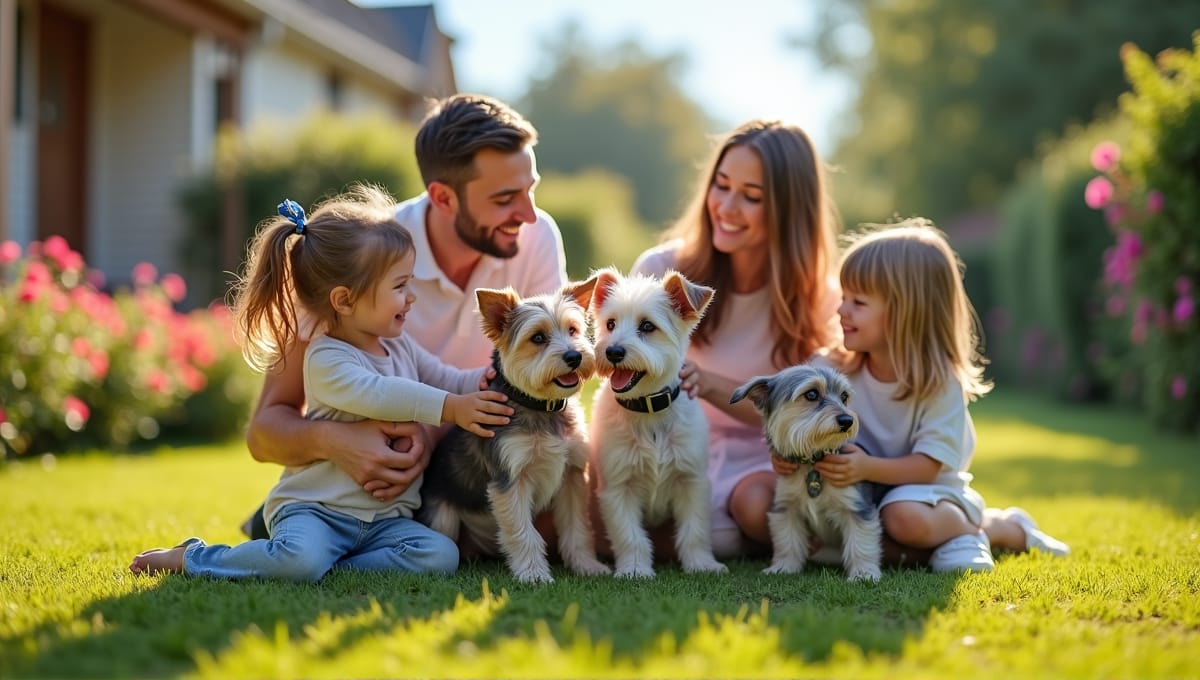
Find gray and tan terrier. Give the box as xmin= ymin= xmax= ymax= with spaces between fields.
xmin=589 ymin=267 xmax=727 ymax=578
xmin=731 ymin=363 xmax=883 ymax=582
xmin=419 ymin=279 xmax=610 ymax=584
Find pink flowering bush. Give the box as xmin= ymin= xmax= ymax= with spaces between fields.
xmin=990 ymin=117 xmax=1128 ymax=402
xmin=1084 ymin=37 xmax=1200 ymax=434
xmin=0 ymin=238 xmax=259 ymax=456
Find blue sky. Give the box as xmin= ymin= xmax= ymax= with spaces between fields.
xmin=360 ymin=0 xmax=858 ymax=153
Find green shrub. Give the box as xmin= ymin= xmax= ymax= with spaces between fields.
xmin=534 ymin=169 xmax=659 ymax=278
xmin=0 ymin=238 xmax=256 ymax=456
xmin=177 ymin=114 xmax=423 ymax=304
xmin=1083 ymin=36 xmax=1200 ymax=433
xmin=991 ymin=118 xmax=1129 ymax=400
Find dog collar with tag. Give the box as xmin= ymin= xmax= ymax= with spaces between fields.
xmin=490 ymin=352 xmax=569 ymax=412
xmin=768 ymin=442 xmax=838 ymax=498
xmin=615 ymin=383 xmax=681 ymax=413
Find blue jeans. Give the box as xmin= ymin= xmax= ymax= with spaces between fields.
xmin=182 ymin=502 xmax=459 ymax=582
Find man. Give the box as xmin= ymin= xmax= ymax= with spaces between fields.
xmin=243 ymin=94 xmax=567 ymax=539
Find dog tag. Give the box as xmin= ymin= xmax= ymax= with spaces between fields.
xmin=806 ymin=469 xmax=823 ymax=498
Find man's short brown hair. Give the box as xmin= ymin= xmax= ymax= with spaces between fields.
xmin=414 ymin=94 xmax=538 ymax=192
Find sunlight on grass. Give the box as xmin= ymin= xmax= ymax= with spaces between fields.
xmin=2 ymin=389 xmax=1199 ymax=679
xmin=983 ymin=419 xmax=1141 ymax=466
xmin=195 ymin=595 xmax=865 ymax=679
xmin=195 ymin=584 xmax=508 ymax=678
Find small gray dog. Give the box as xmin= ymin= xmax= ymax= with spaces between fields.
xmin=419 ymin=280 xmax=610 ymax=584
xmin=731 ymin=363 xmax=883 ymax=582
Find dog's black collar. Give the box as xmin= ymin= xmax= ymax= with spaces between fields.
xmin=489 ymin=351 xmax=569 ymax=413
xmin=768 ymin=441 xmax=837 ymax=466
xmin=615 ymin=383 xmax=681 ymax=414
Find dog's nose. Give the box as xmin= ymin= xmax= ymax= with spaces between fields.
xmin=563 ymin=350 xmax=582 ymax=369
xmin=836 ymin=414 xmax=855 ymax=432
xmin=605 ymin=345 xmax=626 ymax=363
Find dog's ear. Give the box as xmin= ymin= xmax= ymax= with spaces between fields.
xmin=476 ymin=287 xmax=521 ymax=342
xmin=591 ymin=267 xmax=622 ymax=312
xmin=564 ymin=275 xmax=598 ymax=311
xmin=663 ymin=270 xmax=715 ymax=322
xmin=730 ymin=376 xmax=772 ymax=412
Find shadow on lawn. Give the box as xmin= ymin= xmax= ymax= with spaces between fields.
xmin=9 ymin=557 xmax=959 ymax=676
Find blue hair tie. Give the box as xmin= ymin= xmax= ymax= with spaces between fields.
xmin=278 ymin=199 xmax=307 ymax=235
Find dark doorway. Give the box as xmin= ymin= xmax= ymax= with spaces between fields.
xmin=36 ymin=2 xmax=89 ymax=255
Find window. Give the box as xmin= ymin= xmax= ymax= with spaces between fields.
xmin=326 ymin=70 xmax=343 ymax=112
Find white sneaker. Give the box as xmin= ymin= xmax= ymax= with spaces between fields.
xmin=1005 ymin=506 xmax=1070 ymax=557
xmin=930 ymin=531 xmax=995 ymax=573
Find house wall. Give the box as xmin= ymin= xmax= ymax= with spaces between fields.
xmin=90 ymin=1 xmax=194 ymax=283
xmin=5 ymin=0 xmax=445 ymax=289
xmin=241 ymin=39 xmax=401 ymax=127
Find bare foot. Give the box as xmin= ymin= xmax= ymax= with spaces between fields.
xmin=130 ymin=545 xmax=186 ymax=575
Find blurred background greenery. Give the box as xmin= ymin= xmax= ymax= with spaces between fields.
xmin=3 ymin=1 xmax=1197 ymax=456
xmin=177 ymin=1 xmax=1199 ymax=434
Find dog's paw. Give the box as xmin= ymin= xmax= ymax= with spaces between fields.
xmin=682 ymin=556 xmax=728 ymax=574
xmin=846 ymin=563 xmax=882 ymax=582
xmin=513 ymin=568 xmax=555 ymax=584
xmin=614 ymin=562 xmax=656 ymax=579
xmin=568 ymin=555 xmax=612 ymax=576
xmin=762 ymin=561 xmax=804 ymax=575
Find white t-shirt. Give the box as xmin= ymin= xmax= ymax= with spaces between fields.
xmin=830 ymin=357 xmax=977 ymax=490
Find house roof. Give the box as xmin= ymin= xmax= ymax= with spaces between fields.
xmin=240 ymin=0 xmax=428 ymax=91
xmin=364 ymin=4 xmax=435 ymax=62
xmin=296 ymin=0 xmax=433 ymax=65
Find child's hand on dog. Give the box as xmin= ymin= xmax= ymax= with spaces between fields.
xmin=678 ymin=360 xmax=702 ymax=399
xmin=814 ymin=442 xmax=870 ymax=487
xmin=478 ymin=366 xmax=497 ymax=390
xmin=770 ymin=451 xmax=800 ymax=476
xmin=442 ymin=391 xmax=513 ymax=437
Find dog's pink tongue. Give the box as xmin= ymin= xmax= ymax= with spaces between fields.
xmin=556 ymin=373 xmax=580 ymax=387
xmin=610 ymin=369 xmax=635 ymax=391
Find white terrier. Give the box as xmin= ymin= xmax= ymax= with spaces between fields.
xmin=589 ymin=267 xmax=727 ymax=578
xmin=731 ymin=363 xmax=883 ymax=582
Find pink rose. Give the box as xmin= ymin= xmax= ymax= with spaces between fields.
xmin=1085 ymin=177 xmax=1114 ymax=209
xmin=0 ymin=240 xmax=20 ymax=265
xmin=1170 ymin=376 xmax=1187 ymax=400
xmin=1090 ymin=141 xmax=1120 ymax=173
xmin=160 ymin=273 xmax=187 ymax=303
xmin=132 ymin=262 xmax=158 ymax=287
xmin=1173 ymin=295 xmax=1195 ymax=323
xmin=63 ymin=396 xmax=91 ymax=431
xmin=1146 ymin=190 xmax=1164 ymax=215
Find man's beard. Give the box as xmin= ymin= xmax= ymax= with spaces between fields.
xmin=454 ymin=204 xmax=520 ymax=259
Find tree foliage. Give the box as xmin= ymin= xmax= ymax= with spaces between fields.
xmin=518 ymin=22 xmax=715 ymax=228
xmin=804 ymin=1 xmax=1200 ymax=226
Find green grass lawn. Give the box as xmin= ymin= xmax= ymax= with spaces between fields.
xmin=1 ymin=388 xmax=1197 ymax=679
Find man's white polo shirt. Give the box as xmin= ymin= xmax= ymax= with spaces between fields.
xmin=396 ymin=193 xmax=568 ymax=370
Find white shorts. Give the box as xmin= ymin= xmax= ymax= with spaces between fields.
xmin=878 ymin=483 xmax=986 ymax=527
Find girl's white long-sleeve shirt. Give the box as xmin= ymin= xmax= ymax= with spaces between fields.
xmin=262 ymin=334 xmax=485 ymax=528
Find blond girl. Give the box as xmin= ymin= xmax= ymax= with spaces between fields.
xmin=805 ymin=219 xmax=1068 ymax=571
